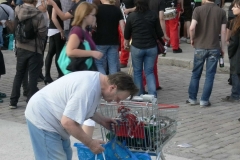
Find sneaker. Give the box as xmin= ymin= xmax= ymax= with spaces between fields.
xmin=186 ymin=100 xmax=199 ymax=106
xmin=173 ymin=48 xmax=182 ymax=53
xmin=9 ymin=105 xmax=17 ymax=109
xmin=200 ymin=102 xmax=211 ymax=108
xmin=0 ymin=92 xmax=6 ymax=98
xmin=186 ymin=38 xmax=191 ymax=44
xmin=120 ymin=63 xmax=127 ymax=68
xmin=221 ymin=96 xmax=239 ymax=102
xmin=180 ymin=37 xmax=187 ymax=42
xmin=156 ymin=86 xmax=162 ymax=90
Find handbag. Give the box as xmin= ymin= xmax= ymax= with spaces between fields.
xmin=141 ymin=17 xmax=165 ymax=55
xmin=0 ymin=5 xmax=15 ymax=34
xmin=57 ymin=27 xmax=97 ymax=75
xmin=74 ymin=137 xmax=151 ymax=160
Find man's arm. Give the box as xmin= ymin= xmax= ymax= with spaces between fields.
xmin=124 ymin=7 xmax=136 ymax=15
xmin=220 ymin=24 xmax=226 ymax=57
xmin=91 ymin=112 xmax=117 ymax=131
xmin=159 ymin=11 xmax=169 ymax=40
xmin=47 ymin=0 xmax=73 ymax=21
xmin=189 ymin=19 xmax=197 ymax=46
xmin=61 ymin=115 xmax=105 ymax=154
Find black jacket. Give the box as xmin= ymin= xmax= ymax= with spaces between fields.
xmin=228 ymin=30 xmax=240 ymax=74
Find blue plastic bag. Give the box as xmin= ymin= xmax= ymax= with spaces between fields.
xmin=74 ymin=137 xmax=151 ymax=160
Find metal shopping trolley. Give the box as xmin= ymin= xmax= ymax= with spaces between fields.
xmin=98 ymin=95 xmax=179 ymax=160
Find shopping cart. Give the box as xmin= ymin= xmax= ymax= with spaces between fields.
xmin=98 ymin=95 xmax=179 ymax=160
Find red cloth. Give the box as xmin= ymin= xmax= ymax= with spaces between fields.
xmin=118 ymin=25 xmax=130 ymax=65
xmin=165 ymin=15 xmax=179 ymax=50
xmin=143 ymin=55 xmax=160 ymax=88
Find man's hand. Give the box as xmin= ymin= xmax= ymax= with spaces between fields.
xmin=100 ymin=117 xmax=117 ymax=131
xmin=124 ymin=39 xmax=130 ymax=50
xmin=164 ymin=34 xmax=170 ymax=41
xmin=87 ymin=139 xmax=105 ymax=154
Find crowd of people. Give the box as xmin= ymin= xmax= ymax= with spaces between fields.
xmin=0 ymin=0 xmax=240 ymax=159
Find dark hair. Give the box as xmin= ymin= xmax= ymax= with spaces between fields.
xmin=107 ymin=72 xmax=139 ymax=99
xmin=23 ymin=0 xmax=36 ymax=4
xmin=231 ymin=0 xmax=240 ymax=35
xmin=135 ymin=0 xmax=149 ymax=12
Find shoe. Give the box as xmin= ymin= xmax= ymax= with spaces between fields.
xmin=186 ymin=100 xmax=199 ymax=106
xmin=120 ymin=64 xmax=127 ymax=68
xmin=0 ymin=98 xmax=3 ymax=103
xmin=144 ymin=91 xmax=148 ymax=94
xmin=186 ymin=38 xmax=191 ymax=44
xmin=44 ymin=77 xmax=53 ymax=85
xmin=228 ymin=78 xmax=232 ymax=85
xmin=200 ymin=102 xmax=211 ymax=108
xmin=9 ymin=105 xmax=17 ymax=109
xmin=156 ymin=86 xmax=162 ymax=90
xmin=0 ymin=92 xmax=6 ymax=98
xmin=180 ymin=37 xmax=187 ymax=42
xmin=221 ymin=96 xmax=239 ymax=102
xmin=173 ymin=48 xmax=182 ymax=53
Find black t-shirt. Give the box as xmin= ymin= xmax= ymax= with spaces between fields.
xmin=122 ymin=0 xmax=135 ymax=9
xmin=47 ymin=0 xmax=64 ymax=29
xmin=92 ymin=4 xmax=123 ymax=45
xmin=149 ymin=0 xmax=165 ymax=14
xmin=165 ymin=0 xmax=178 ymax=8
xmin=68 ymin=0 xmax=86 ymax=29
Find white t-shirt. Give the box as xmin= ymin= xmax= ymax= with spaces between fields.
xmin=25 ymin=71 xmax=102 ymax=139
xmin=36 ymin=0 xmax=49 ymax=27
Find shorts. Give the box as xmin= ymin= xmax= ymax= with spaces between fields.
xmin=182 ymin=7 xmax=193 ymax=21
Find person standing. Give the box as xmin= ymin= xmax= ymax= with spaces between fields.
xmin=0 ymin=0 xmax=14 ymax=103
xmin=9 ymin=0 xmax=47 ymax=109
xmin=186 ymin=0 xmax=226 ymax=107
xmin=222 ymin=0 xmax=240 ymax=102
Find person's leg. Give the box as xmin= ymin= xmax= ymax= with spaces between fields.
xmin=22 ymin=69 xmax=28 ymax=96
xmin=200 ymin=49 xmax=220 ymax=105
xmin=44 ymin=35 xmax=56 ymax=83
xmin=131 ymin=45 xmax=144 ymax=96
xmin=170 ymin=16 xmax=181 ymax=51
xmin=118 ymin=25 xmax=130 ymax=67
xmin=165 ymin=20 xmax=171 ymax=46
xmin=153 ymin=55 xmax=160 ymax=88
xmin=107 ymin=45 xmax=119 ymax=74
xmin=95 ymin=45 xmax=107 ymax=75
xmin=144 ymin=46 xmax=158 ymax=97
xmin=0 ymin=25 xmax=3 ymax=48
xmin=54 ymin=33 xmax=66 ymax=78
xmin=188 ymin=49 xmax=206 ymax=104
xmin=27 ymin=53 xmax=42 ymax=102
xmin=230 ymin=74 xmax=240 ymax=100
xmin=10 ymin=49 xmax=29 ymax=107
xmin=26 ymin=119 xmax=72 ymax=160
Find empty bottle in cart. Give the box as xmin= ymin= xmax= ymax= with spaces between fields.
xmin=219 ymin=55 xmax=224 ymax=68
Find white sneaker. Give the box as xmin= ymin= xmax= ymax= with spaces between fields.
xmin=186 ymin=38 xmax=191 ymax=44
xmin=180 ymin=37 xmax=187 ymax=42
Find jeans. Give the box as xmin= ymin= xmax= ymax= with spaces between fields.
xmin=26 ymin=119 xmax=72 ymax=160
xmin=0 ymin=25 xmax=3 ymax=47
xmin=188 ymin=49 xmax=220 ymax=105
xmin=10 ymin=48 xmax=42 ymax=105
xmin=131 ymin=45 xmax=157 ymax=97
xmin=45 ymin=33 xmax=65 ymax=78
xmin=95 ymin=45 xmax=119 ymax=75
xmin=231 ymin=74 xmax=240 ymax=100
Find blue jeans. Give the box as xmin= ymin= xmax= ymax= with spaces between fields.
xmin=231 ymin=74 xmax=240 ymax=100
xmin=26 ymin=119 xmax=72 ymax=160
xmin=0 ymin=25 xmax=3 ymax=47
xmin=188 ymin=49 xmax=220 ymax=105
xmin=131 ymin=45 xmax=157 ymax=97
xmin=95 ymin=45 xmax=119 ymax=75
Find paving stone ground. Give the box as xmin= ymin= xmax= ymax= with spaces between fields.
xmin=0 ymin=48 xmax=240 ymax=160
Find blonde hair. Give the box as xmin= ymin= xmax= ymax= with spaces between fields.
xmin=71 ymin=2 xmax=98 ymax=26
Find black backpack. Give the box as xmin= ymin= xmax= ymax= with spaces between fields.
xmin=15 ymin=16 xmax=37 ymax=43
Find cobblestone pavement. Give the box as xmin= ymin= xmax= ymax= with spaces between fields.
xmin=0 ymin=50 xmax=240 ymax=160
